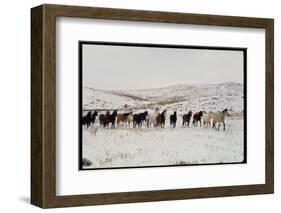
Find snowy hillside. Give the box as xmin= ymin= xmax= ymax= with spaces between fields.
xmin=83 ymin=82 xmax=244 ymax=113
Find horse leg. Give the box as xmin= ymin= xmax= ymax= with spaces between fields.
xmin=223 ymin=122 xmax=225 ymax=131
xmin=213 ymin=122 xmax=216 ymax=130
xmin=218 ymin=123 xmax=220 ymax=131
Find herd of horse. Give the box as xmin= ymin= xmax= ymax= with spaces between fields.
xmin=82 ymin=108 xmax=230 ymax=131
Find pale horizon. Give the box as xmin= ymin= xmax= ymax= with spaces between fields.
xmin=84 ymin=81 xmax=243 ymax=92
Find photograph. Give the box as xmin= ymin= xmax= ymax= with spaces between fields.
xmin=79 ymin=41 xmax=246 ymax=170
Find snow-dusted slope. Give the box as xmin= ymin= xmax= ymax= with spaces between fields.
xmin=83 ymin=88 xmax=149 ymax=110
xmin=83 ymin=82 xmax=244 ymax=113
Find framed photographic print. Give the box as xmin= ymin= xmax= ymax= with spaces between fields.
xmin=79 ymin=41 xmax=247 ymax=170
xmin=31 ymin=4 xmax=274 ymax=208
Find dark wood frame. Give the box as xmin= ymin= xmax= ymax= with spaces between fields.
xmin=31 ymin=4 xmax=274 ymax=208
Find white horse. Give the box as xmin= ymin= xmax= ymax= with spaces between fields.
xmin=127 ymin=112 xmax=133 ymax=126
xmin=212 ymin=109 xmax=230 ymax=131
xmin=147 ymin=109 xmax=159 ymax=127
xmin=202 ymin=112 xmax=213 ymax=128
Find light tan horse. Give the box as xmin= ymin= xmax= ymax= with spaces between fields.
xmin=203 ymin=112 xmax=213 ymax=128
xmin=212 ymin=109 xmax=230 ymax=131
xmin=117 ymin=111 xmax=133 ymax=127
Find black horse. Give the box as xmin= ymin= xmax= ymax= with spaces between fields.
xmin=170 ymin=111 xmax=177 ymax=128
xmin=133 ymin=111 xmax=148 ymax=128
xmin=90 ymin=111 xmax=98 ymax=125
xmin=81 ymin=111 xmax=92 ymax=128
xmin=182 ymin=110 xmax=192 ymax=126
xmin=193 ymin=111 xmax=203 ymax=127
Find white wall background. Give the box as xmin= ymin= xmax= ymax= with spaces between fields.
xmin=0 ymin=0 xmax=279 ymax=212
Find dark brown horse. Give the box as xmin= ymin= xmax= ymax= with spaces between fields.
xmin=105 ymin=110 xmax=118 ymax=128
xmin=193 ymin=111 xmax=203 ymax=127
xmin=133 ymin=111 xmax=148 ymax=128
xmin=99 ymin=111 xmax=110 ymax=126
xmin=100 ymin=110 xmax=118 ymax=128
xmin=156 ymin=109 xmax=167 ymax=128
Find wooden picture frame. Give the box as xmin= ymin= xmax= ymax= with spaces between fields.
xmin=31 ymin=4 xmax=274 ymax=208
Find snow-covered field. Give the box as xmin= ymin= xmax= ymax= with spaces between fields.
xmin=82 ymin=83 xmax=245 ymax=169
xmin=82 ymin=116 xmax=244 ymax=169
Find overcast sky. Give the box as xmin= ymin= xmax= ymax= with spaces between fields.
xmin=82 ymin=43 xmax=244 ymax=90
